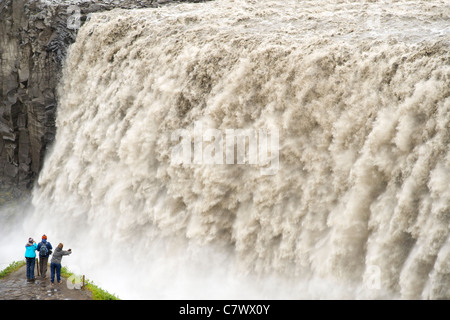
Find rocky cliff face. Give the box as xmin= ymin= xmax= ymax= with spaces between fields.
xmin=0 ymin=0 xmax=206 ymax=196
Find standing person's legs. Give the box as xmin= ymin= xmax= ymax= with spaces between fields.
xmin=26 ymin=258 xmax=32 ymax=280
xmin=39 ymin=257 xmax=44 ymax=277
xmin=50 ymin=262 xmax=56 ymax=283
xmin=40 ymin=257 xmax=48 ymax=278
xmin=55 ymin=263 xmax=62 ymax=283
xmin=28 ymin=257 xmax=35 ymax=281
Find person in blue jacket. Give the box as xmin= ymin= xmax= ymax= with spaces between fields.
xmin=25 ymin=237 xmax=38 ymax=282
xmin=36 ymin=234 xmax=53 ymax=279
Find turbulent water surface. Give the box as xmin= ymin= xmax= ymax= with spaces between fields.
xmin=5 ymin=0 xmax=450 ymax=299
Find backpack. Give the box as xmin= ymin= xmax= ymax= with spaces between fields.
xmin=39 ymin=243 xmax=49 ymax=257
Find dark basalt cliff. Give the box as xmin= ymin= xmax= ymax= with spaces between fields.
xmin=0 ymin=0 xmax=206 ymax=195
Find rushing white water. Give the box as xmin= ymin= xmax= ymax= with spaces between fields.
xmin=19 ymin=0 xmax=450 ymax=299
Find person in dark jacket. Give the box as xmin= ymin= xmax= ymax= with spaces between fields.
xmin=24 ymin=237 xmax=38 ymax=282
xmin=36 ymin=234 xmax=53 ymax=279
xmin=50 ymin=243 xmax=72 ymax=285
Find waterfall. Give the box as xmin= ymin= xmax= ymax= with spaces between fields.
xmin=25 ymin=0 xmax=449 ymax=299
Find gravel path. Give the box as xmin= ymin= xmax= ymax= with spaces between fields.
xmin=0 ymin=265 xmax=93 ymax=300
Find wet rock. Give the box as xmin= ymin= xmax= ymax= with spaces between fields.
xmin=0 ymin=265 xmax=93 ymax=300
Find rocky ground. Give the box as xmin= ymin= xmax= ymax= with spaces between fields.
xmin=0 ymin=265 xmax=93 ymax=300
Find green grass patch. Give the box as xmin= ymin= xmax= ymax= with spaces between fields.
xmin=61 ymin=266 xmax=120 ymax=300
xmin=0 ymin=260 xmax=26 ymax=279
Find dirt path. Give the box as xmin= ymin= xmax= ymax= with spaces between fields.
xmin=0 ymin=265 xmax=93 ymax=300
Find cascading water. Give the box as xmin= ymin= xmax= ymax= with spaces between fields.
xmin=14 ymin=0 xmax=450 ymax=299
